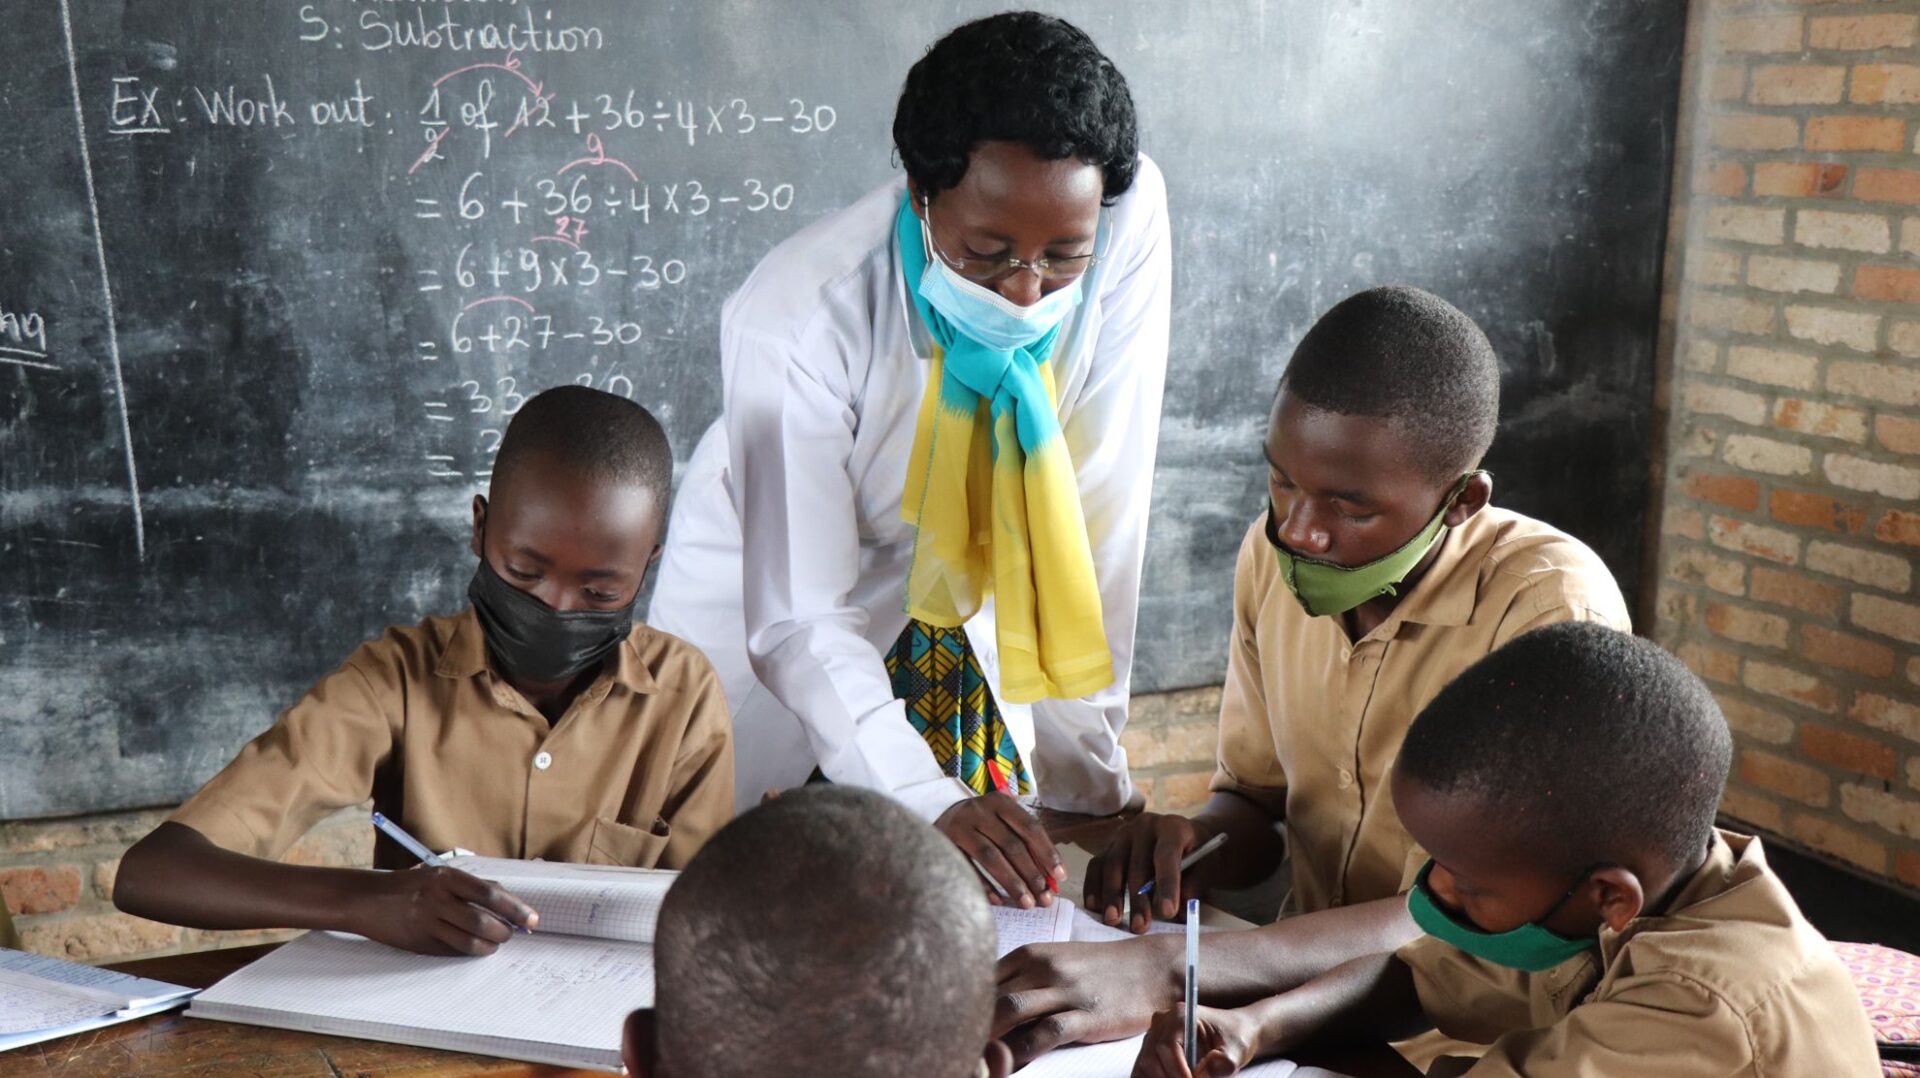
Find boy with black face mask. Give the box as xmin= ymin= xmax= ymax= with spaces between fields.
xmin=115 ymin=387 xmax=733 ymax=958
xmin=1131 ymin=623 xmax=1878 ymax=1077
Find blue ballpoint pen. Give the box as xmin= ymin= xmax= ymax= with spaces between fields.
xmin=371 ymin=811 xmax=530 ymax=934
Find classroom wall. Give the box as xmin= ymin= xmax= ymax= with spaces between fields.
xmin=1654 ymin=0 xmax=1920 ymax=897
xmin=0 ymin=688 xmax=1220 ymax=963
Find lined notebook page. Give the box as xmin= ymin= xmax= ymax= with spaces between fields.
xmin=1068 ymin=908 xmax=1225 ymax=945
xmin=1013 ymin=1035 xmax=1300 ymax=1077
xmin=993 ymin=899 xmax=1078 ymax=958
xmin=0 ymin=970 xmax=121 ymax=1034
xmin=190 ymin=930 xmax=650 ymax=1053
xmin=444 ymin=856 xmax=676 ymax=944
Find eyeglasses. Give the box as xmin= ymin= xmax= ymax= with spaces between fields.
xmin=922 ymin=202 xmax=1098 ymax=283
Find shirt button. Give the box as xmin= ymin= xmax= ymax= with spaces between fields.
xmin=534 ymin=751 xmax=553 ymax=771
xmin=1336 ymin=768 xmax=1355 ymax=789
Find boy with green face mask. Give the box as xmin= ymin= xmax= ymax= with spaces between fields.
xmin=1131 ymin=622 xmax=1879 ymax=1077
xmin=994 ymin=288 xmax=1630 ymax=1068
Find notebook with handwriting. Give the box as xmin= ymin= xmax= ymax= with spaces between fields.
xmin=185 ymin=857 xmax=673 ymax=1073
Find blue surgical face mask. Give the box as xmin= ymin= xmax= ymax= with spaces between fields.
xmin=915 ymin=221 xmax=1084 ymax=353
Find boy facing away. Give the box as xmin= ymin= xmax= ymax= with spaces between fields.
xmin=625 ymin=785 xmax=1015 ymax=1078
xmin=1133 ymin=623 xmax=1878 ymax=1077
xmin=115 ymin=387 xmax=734 ymax=957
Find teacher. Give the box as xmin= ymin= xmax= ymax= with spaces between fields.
xmin=652 ymin=11 xmax=1170 ymax=907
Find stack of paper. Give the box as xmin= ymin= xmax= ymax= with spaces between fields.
xmin=0 ymin=948 xmax=196 ymax=1053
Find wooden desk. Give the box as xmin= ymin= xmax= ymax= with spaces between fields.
xmin=0 ymin=816 xmax=1417 ymax=1078
xmin=0 ymin=944 xmax=583 ymax=1078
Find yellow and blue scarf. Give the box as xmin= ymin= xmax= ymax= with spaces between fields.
xmin=895 ymin=197 xmax=1113 ymax=706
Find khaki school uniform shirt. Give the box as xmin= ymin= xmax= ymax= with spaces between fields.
xmin=1210 ymin=507 xmax=1630 ymax=914
xmin=171 ymin=609 xmax=734 ymax=870
xmin=1401 ymin=831 xmax=1880 ymax=1076
xmin=0 ymin=904 xmax=17 ymax=950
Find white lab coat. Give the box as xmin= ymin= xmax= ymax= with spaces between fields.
xmin=652 ymin=156 xmax=1171 ymax=819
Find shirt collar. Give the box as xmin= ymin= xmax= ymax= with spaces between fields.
xmin=1366 ymin=509 xmax=1495 ymax=635
xmin=1598 ymin=829 xmax=1743 ymax=966
xmin=436 ymin=606 xmax=660 ymax=695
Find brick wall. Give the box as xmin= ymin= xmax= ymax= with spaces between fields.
xmin=0 ymin=687 xmax=1219 ymax=964
xmin=0 ymin=807 xmax=370 ymax=964
xmin=1658 ymin=0 xmax=1920 ymax=895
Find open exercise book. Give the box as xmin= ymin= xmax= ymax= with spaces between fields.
xmin=996 ymin=901 xmax=1300 ymax=1077
xmin=187 ymin=856 xmax=668 ymax=1073
xmin=0 ymin=947 xmax=196 ymax=1053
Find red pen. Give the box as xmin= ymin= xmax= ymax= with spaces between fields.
xmin=986 ymin=759 xmax=1059 ymax=894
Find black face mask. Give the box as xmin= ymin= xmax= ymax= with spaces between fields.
xmin=468 ymin=558 xmax=635 ymax=685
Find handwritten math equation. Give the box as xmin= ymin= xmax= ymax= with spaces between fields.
xmin=86 ymin=6 xmax=845 ymax=486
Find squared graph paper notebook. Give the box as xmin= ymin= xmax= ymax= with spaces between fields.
xmin=185 ymin=857 xmax=673 ymax=1073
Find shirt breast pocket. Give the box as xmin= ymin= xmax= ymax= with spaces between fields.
xmin=587 ymin=815 xmax=671 ymax=868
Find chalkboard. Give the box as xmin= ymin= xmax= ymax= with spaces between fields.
xmin=0 ymin=0 xmax=1684 ymax=818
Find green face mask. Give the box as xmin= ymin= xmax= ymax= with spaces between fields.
xmin=1268 ymin=471 xmax=1483 ymax=618
xmin=1406 ymin=859 xmax=1599 ymax=972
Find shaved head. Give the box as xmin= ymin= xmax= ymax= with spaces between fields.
xmin=653 ymin=787 xmax=995 ymax=1078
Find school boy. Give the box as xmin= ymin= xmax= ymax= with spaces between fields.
xmin=623 ymin=785 xmax=1014 ymax=1078
xmin=114 ymin=386 xmax=734 ymax=958
xmin=1132 ymin=622 xmax=1880 ymax=1077
xmin=995 ymin=286 xmax=1631 ymax=1062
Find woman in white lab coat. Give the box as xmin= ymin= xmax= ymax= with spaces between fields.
xmin=652 ymin=11 xmax=1171 ymax=907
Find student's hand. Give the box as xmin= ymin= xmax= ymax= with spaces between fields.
xmin=935 ymin=791 xmax=1067 ymax=909
xmin=994 ymin=935 xmax=1183 ymax=1066
xmin=1088 ymin=812 xmax=1214 ymax=931
xmin=352 ymin=866 xmax=538 ymax=956
xmin=1131 ymin=1004 xmax=1263 ymax=1078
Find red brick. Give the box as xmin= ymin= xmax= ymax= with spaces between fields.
xmin=1850 ymin=691 xmax=1920 ymax=743
xmin=1852 ymin=63 xmax=1920 ymax=105
xmin=1679 ymin=641 xmax=1745 ymax=684
xmin=1801 ymin=625 xmax=1897 ymax=678
xmin=1722 ymin=696 xmax=1799 ymax=744
xmin=1719 ymin=15 xmax=1805 ymax=53
xmin=0 ymin=865 xmax=84 ymax=916
xmin=1711 ymin=64 xmax=1749 ymax=103
xmin=1712 ymin=114 xmax=1802 ymax=151
xmin=1806 ymin=116 xmax=1906 ymax=152
xmin=1754 ymin=162 xmax=1848 ymax=198
xmin=1802 ymin=724 xmax=1898 ymax=780
xmin=1697 ymin=161 xmax=1748 ymax=198
xmin=1665 ymin=505 xmax=1707 ymax=541
xmin=1875 ymin=414 xmax=1920 ymax=454
xmin=1752 ymin=64 xmax=1849 ymax=104
xmin=1151 ymin=771 xmax=1213 ymax=812
xmin=1897 ymin=851 xmax=1920 ymax=891
xmin=1874 ymin=508 xmax=1920 ymax=547
xmin=1772 ymin=398 xmax=1869 ymax=442
xmin=1686 ymin=472 xmax=1763 ymax=511
xmin=1856 ymin=265 xmax=1920 ymax=304
xmin=1788 ymin=813 xmax=1888 ymax=874
xmin=1722 ymin=787 xmax=1786 ymax=834
xmin=19 ymin=913 xmax=180 ymax=964
xmin=1751 ymin=566 xmax=1846 ymax=619
xmin=1745 ymin=659 xmax=1841 ymax=712
xmin=1706 ymin=601 xmax=1792 ymax=648
xmin=1854 ymin=168 xmax=1920 ymax=206
xmin=1810 ymin=14 xmax=1918 ymax=51
xmin=1710 ymin=517 xmax=1803 ymax=565
xmin=1770 ymin=489 xmax=1868 ymax=534
xmin=1742 ymin=750 xmax=1833 ymax=806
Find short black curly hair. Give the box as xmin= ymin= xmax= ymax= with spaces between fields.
xmin=1280 ymin=286 xmax=1501 ymax=483
xmin=492 ymin=386 xmax=672 ymax=513
xmin=1396 ymin=622 xmax=1732 ymax=875
xmin=893 ymin=11 xmax=1138 ymax=204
